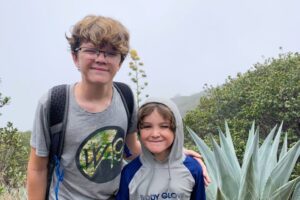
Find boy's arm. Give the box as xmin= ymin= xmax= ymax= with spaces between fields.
xmin=27 ymin=147 xmax=48 ymax=200
xmin=125 ymin=132 xmax=141 ymax=160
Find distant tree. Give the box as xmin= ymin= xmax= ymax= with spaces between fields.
xmin=184 ymin=52 xmax=300 ymax=178
xmin=128 ymin=49 xmax=149 ymax=108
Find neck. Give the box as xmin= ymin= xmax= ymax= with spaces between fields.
xmin=76 ymin=81 xmax=113 ymax=100
xmin=74 ymin=81 xmax=113 ymax=112
xmin=153 ymin=149 xmax=171 ymax=162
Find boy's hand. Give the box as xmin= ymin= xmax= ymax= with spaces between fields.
xmin=183 ymin=148 xmax=212 ymax=187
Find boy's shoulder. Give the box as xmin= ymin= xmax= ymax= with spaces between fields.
xmin=121 ymin=156 xmax=143 ymax=184
xmin=183 ymin=155 xmax=203 ymax=175
xmin=123 ymin=156 xmax=142 ymax=173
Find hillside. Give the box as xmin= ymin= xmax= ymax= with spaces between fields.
xmin=171 ymin=91 xmax=205 ymax=116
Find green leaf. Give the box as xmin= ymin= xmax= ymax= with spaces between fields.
xmin=257 ymin=126 xmax=274 ymax=194
xmin=216 ymin=187 xmax=229 ymax=200
xmin=238 ymin=156 xmax=259 ymax=200
xmin=205 ymin=185 xmax=217 ymax=200
xmin=279 ymin=132 xmax=288 ymax=161
xmin=259 ymin=123 xmax=282 ymax=196
xmin=218 ymin=124 xmax=240 ymax=183
xmin=242 ymin=123 xmax=257 ymax=171
xmin=187 ymin=127 xmax=219 ymax=195
xmin=187 ymin=127 xmax=218 ymax=178
xmin=261 ymin=140 xmax=300 ymax=199
xmin=242 ymin=121 xmax=255 ymax=165
xmin=210 ymin=134 xmax=239 ymax=199
xmin=270 ymin=176 xmax=300 ymax=200
xmin=238 ymin=133 xmax=259 ymax=200
xmin=292 ymin=181 xmax=300 ymax=200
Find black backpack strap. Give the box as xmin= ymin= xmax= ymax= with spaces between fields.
xmin=114 ymin=82 xmax=134 ymax=130
xmin=114 ymin=82 xmax=135 ymax=158
xmin=46 ymin=84 xmax=69 ymax=199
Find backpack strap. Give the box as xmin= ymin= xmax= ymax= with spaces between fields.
xmin=46 ymin=84 xmax=69 ymax=199
xmin=113 ymin=82 xmax=134 ymax=128
xmin=114 ymin=82 xmax=135 ymax=158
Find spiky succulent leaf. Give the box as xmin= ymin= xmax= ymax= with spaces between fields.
xmin=258 ymin=125 xmax=277 ymax=155
xmin=238 ymin=156 xmax=259 ymax=200
xmin=242 ymin=125 xmax=258 ymax=173
xmin=270 ymin=176 xmax=300 ymax=200
xmin=259 ymin=123 xmax=283 ymax=196
xmin=261 ymin=140 xmax=300 ymax=199
xmin=292 ymin=182 xmax=300 ymax=200
xmin=239 ymin=131 xmax=259 ymax=200
xmin=216 ymin=187 xmax=228 ymax=200
xmin=187 ymin=127 xmax=219 ymax=181
xmin=242 ymin=122 xmax=255 ymax=165
xmin=210 ymin=135 xmax=239 ymax=199
xmin=219 ymin=122 xmax=241 ymax=177
xmin=224 ymin=121 xmax=238 ymax=161
xmin=205 ymin=185 xmax=217 ymax=200
xmin=188 ymin=123 xmax=299 ymax=199
xmin=279 ymin=132 xmax=288 ymax=161
xmin=186 ymin=127 xmax=218 ymax=197
xmin=218 ymin=127 xmax=241 ymax=182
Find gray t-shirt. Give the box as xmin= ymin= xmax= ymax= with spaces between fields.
xmin=30 ymin=83 xmax=137 ymax=200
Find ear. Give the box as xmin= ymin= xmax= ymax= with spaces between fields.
xmin=72 ymin=53 xmax=79 ymax=68
xmin=116 ymin=62 xmax=122 ymax=72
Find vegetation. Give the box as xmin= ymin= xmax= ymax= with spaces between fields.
xmin=188 ymin=122 xmax=300 ymax=200
xmin=184 ymin=52 xmax=300 ymax=177
xmin=0 ymin=82 xmax=30 ymax=198
xmin=128 ymin=49 xmax=149 ymax=108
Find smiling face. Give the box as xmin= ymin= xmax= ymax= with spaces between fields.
xmin=72 ymin=42 xmax=122 ymax=85
xmin=139 ymin=109 xmax=175 ymax=161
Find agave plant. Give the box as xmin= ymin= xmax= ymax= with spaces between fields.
xmin=187 ymin=122 xmax=300 ymax=200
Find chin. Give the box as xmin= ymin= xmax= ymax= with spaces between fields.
xmin=148 ymin=148 xmax=165 ymax=154
xmin=88 ymin=78 xmax=113 ymax=85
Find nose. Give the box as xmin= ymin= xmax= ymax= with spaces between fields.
xmin=95 ymin=52 xmax=107 ymax=61
xmin=150 ymin=127 xmax=161 ymax=138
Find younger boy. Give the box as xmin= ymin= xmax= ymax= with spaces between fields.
xmin=116 ymin=98 xmax=206 ymax=200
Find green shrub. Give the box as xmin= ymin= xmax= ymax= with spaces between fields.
xmin=0 ymin=122 xmax=29 ymax=189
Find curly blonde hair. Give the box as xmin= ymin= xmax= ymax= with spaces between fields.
xmin=66 ymin=15 xmax=130 ymax=62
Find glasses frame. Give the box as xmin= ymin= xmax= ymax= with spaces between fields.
xmin=75 ymin=47 xmax=122 ymax=61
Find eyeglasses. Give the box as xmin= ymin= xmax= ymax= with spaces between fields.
xmin=75 ymin=47 xmax=121 ymax=61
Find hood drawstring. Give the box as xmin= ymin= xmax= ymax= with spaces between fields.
xmin=145 ymin=163 xmax=155 ymax=195
xmin=167 ymin=159 xmax=171 ymax=192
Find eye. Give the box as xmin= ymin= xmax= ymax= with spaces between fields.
xmin=160 ymin=125 xmax=170 ymax=129
xmin=83 ymin=48 xmax=98 ymax=54
xmin=105 ymin=51 xmax=119 ymax=57
xmin=140 ymin=124 xmax=152 ymax=129
xmin=160 ymin=122 xmax=171 ymax=129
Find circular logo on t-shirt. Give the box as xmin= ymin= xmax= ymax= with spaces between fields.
xmin=75 ymin=126 xmax=125 ymax=183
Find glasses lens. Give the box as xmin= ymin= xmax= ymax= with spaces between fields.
xmin=78 ymin=47 xmax=120 ymax=61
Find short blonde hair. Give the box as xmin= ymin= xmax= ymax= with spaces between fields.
xmin=66 ymin=15 xmax=130 ymax=62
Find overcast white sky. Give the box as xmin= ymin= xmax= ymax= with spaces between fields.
xmin=0 ymin=0 xmax=300 ymax=131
